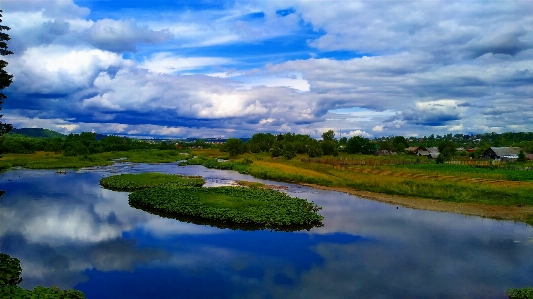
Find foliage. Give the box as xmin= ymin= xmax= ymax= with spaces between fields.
xmin=271 ymin=141 xmax=284 ymax=157
xmin=438 ymin=140 xmax=457 ymax=161
xmin=282 ymin=142 xmax=296 ymax=160
xmin=0 ymin=252 xmax=86 ymax=298
xmin=392 ymin=136 xmax=408 ymax=152
xmin=129 ymin=186 xmax=323 ymax=228
xmin=307 ymin=144 xmax=323 ymax=158
xmin=100 ymin=172 xmax=205 ymax=191
xmin=0 ymin=285 xmax=86 ymax=299
xmin=0 ymin=10 xmax=13 ymax=138
xmin=346 ymin=136 xmax=375 ymax=154
xmin=223 ymin=138 xmax=245 ymax=157
xmin=0 ymin=253 xmax=22 ymax=286
xmin=507 ymin=287 xmax=533 ymax=299
xmin=322 ymin=130 xmax=335 ymax=141
xmin=321 ymin=140 xmax=338 ymax=156
xmin=518 ymin=150 xmax=527 ymax=162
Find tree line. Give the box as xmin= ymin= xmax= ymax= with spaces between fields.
xmin=221 ymin=130 xmax=379 ymax=159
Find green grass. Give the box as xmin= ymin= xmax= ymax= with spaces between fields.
xmin=0 ymin=149 xmax=189 ymax=170
xmin=128 ymin=186 xmax=324 ymax=229
xmin=185 ymin=150 xmax=533 ymax=209
xmin=393 ymin=163 xmax=533 ymax=181
xmin=198 ymin=193 xmax=268 ymax=209
xmin=100 ymin=172 xmax=205 ymax=191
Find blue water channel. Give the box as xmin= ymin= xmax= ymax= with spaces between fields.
xmin=1 ymin=162 xmax=532 ymax=299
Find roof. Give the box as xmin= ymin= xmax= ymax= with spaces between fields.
xmin=406 ymin=146 xmax=419 ymax=152
xmin=426 ymin=147 xmax=440 ymax=154
xmin=417 ymin=150 xmax=429 ymax=156
xmin=489 ymin=147 xmax=521 ymax=157
xmin=526 ymin=154 xmax=533 ymax=160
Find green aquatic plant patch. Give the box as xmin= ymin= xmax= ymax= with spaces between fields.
xmin=128 ymin=186 xmax=324 ymax=228
xmin=100 ymin=172 xmax=205 ymax=191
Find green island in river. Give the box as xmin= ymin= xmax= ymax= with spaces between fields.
xmin=99 ymin=172 xmax=324 ymax=231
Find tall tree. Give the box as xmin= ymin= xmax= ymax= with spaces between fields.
xmin=322 ymin=130 xmax=335 ymax=141
xmin=0 ymin=10 xmax=13 ymax=137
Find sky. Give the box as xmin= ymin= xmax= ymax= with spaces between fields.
xmin=1 ymin=0 xmax=532 ymax=139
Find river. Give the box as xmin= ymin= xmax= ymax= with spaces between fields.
xmin=1 ymin=162 xmax=532 ymax=298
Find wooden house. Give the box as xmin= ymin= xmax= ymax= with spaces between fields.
xmin=416 ymin=147 xmax=440 ymax=159
xmin=482 ymin=147 xmax=521 ymax=161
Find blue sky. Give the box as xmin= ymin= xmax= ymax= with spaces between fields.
xmin=2 ymin=0 xmax=533 ymax=138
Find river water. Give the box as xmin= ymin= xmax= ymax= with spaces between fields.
xmin=1 ymin=162 xmax=532 ymax=299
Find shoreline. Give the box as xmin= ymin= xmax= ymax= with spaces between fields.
xmin=302 ymin=183 xmax=533 ymax=225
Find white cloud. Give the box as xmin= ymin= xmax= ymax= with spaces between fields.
xmin=140 ymin=52 xmax=232 ymax=74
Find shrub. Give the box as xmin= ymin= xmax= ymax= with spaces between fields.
xmin=507 ymin=287 xmax=533 ymax=299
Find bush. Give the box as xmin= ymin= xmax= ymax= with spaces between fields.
xmin=307 ymin=144 xmax=323 ymax=158
xmin=0 ymin=252 xmax=86 ymax=298
xmin=507 ymin=287 xmax=533 ymax=299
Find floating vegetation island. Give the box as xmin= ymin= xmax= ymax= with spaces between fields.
xmin=99 ymin=172 xmax=205 ymax=191
xmin=100 ymin=173 xmax=324 ymax=230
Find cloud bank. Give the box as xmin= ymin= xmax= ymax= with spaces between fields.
xmin=2 ymin=0 xmax=532 ymax=137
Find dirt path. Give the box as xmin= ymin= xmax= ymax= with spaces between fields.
xmin=303 ymin=183 xmax=533 ymax=225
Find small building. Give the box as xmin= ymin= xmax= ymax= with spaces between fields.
xmin=405 ymin=146 xmax=419 ymax=154
xmin=482 ymin=147 xmax=521 ymax=161
xmin=526 ymin=153 xmax=533 ymax=161
xmin=416 ymin=147 xmax=440 ymax=159
xmin=426 ymin=147 xmax=440 ymax=159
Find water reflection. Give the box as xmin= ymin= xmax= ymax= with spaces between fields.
xmin=1 ymin=163 xmax=532 ymax=299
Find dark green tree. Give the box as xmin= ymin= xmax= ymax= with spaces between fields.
xmin=0 ymin=253 xmax=22 ymax=286
xmin=307 ymin=143 xmax=323 ymax=158
xmin=224 ymin=138 xmax=245 ymax=157
xmin=271 ymin=141 xmax=284 ymax=157
xmin=438 ymin=140 xmax=457 ymax=161
xmin=322 ymin=130 xmax=335 ymax=141
xmin=346 ymin=136 xmax=375 ymax=154
xmin=392 ymin=136 xmax=408 ymax=152
xmin=321 ymin=140 xmax=338 ymax=156
xmin=282 ymin=142 xmax=296 ymax=160
xmin=0 ymin=10 xmax=13 ymax=137
xmin=518 ymin=150 xmax=527 ymax=163
xmin=339 ymin=137 xmax=348 ymax=146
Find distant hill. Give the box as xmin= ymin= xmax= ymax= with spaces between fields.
xmin=9 ymin=128 xmax=66 ymax=138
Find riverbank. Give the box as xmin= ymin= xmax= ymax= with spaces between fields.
xmin=304 ymin=183 xmax=533 ymax=225
xmin=188 ymin=149 xmax=533 ymax=226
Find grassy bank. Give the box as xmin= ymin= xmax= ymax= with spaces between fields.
xmin=0 ymin=149 xmax=188 ymax=170
xmin=186 ymin=150 xmax=533 ymax=208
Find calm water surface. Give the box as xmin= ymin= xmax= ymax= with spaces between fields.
xmin=1 ymin=162 xmax=532 ymax=299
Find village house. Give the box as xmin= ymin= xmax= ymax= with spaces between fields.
xmin=482 ymin=147 xmax=521 ymax=161
xmin=405 ymin=146 xmax=419 ymax=154
xmin=416 ymin=147 xmax=440 ymax=159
